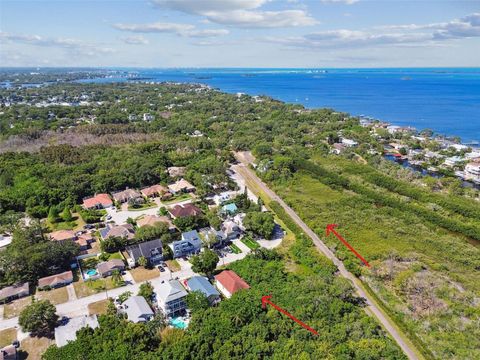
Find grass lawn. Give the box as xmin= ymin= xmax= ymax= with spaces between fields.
xmin=35 ymin=287 xmax=69 ymax=305
xmin=106 ymin=252 xmax=124 ymax=260
xmin=162 ymin=193 xmax=191 ymax=205
xmin=0 ymin=328 xmax=17 ymax=347
xmin=230 ymin=243 xmax=242 ymax=254
xmin=20 ymin=336 xmax=54 ymax=360
xmin=241 ymin=237 xmax=260 ymax=250
xmin=87 ymin=299 xmax=110 ymax=316
xmin=3 ymin=296 xmax=32 ymax=319
xmin=129 ymin=267 xmax=160 ymax=283
xmin=73 ymin=277 xmax=121 ymax=298
xmin=166 ymin=260 xmax=180 ymax=272
xmin=127 ymin=200 xmax=157 ymax=211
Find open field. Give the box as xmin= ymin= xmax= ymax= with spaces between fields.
xmin=87 ymin=299 xmax=110 ymax=316
xmin=35 ymin=287 xmax=69 ymax=305
xmin=271 ymin=159 xmax=480 ymax=359
xmin=0 ymin=327 xmax=17 ymax=347
xmin=73 ymin=278 xmax=121 ymax=298
xmin=3 ymin=296 xmax=32 ymax=319
xmin=20 ymin=336 xmax=54 ymax=360
xmin=129 ymin=267 xmax=160 ymax=283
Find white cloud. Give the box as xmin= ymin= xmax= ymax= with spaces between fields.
xmin=121 ymin=35 xmax=149 ymax=45
xmin=0 ymin=32 xmax=115 ymax=56
xmin=113 ymin=21 xmax=229 ymax=38
xmin=321 ymin=0 xmax=359 ymax=4
xmin=152 ymin=0 xmax=317 ymax=28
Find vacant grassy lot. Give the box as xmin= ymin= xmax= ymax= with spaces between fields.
xmin=3 ymin=296 xmax=32 ymax=319
xmin=35 ymin=287 xmax=69 ymax=305
xmin=272 ymin=160 xmax=480 ymax=360
xmin=129 ymin=267 xmax=160 ymax=283
xmin=73 ymin=278 xmax=120 ymax=298
xmin=20 ymin=336 xmax=54 ymax=360
xmin=165 ymin=260 xmax=180 ymax=272
xmin=0 ymin=327 xmax=17 ymax=347
xmin=87 ymin=299 xmax=110 ymax=316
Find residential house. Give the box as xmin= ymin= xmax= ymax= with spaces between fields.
xmin=168 ymin=179 xmax=196 ymax=194
xmin=168 ymin=203 xmax=202 ymax=219
xmin=341 ymin=138 xmax=358 ymax=147
xmin=55 ymin=315 xmax=99 ymax=347
xmin=465 ymin=160 xmax=480 ymax=183
xmin=77 ymin=233 xmax=94 ymax=250
xmin=48 ymin=230 xmax=76 ymax=243
xmin=213 ymin=192 xmax=231 ymax=206
xmin=186 ymin=276 xmax=220 ymax=305
xmin=220 ymin=220 xmax=242 ymax=241
xmin=167 ymin=166 xmax=186 ymax=178
xmin=100 ymin=224 xmax=135 ymax=240
xmin=137 ymin=215 xmax=175 ymax=232
xmin=0 ymin=282 xmax=30 ymax=303
xmin=214 ymin=270 xmax=249 ymax=299
xmin=220 ymin=203 xmax=238 ymax=216
xmin=82 ymin=193 xmax=113 ymax=209
xmin=331 ymin=143 xmax=346 ymax=154
xmin=169 ymin=230 xmax=202 ymax=258
xmin=111 ymin=188 xmax=143 ymax=204
xmin=0 ymin=345 xmax=17 ymax=360
xmin=444 ymin=156 xmax=465 ymax=167
xmin=157 ymin=279 xmax=188 ymax=317
xmin=38 ymin=270 xmax=73 ymax=290
xmin=140 ymin=184 xmax=171 ymax=200
xmin=123 ymin=296 xmax=154 ymax=323
xmin=126 ymin=239 xmax=163 ymax=267
xmin=96 ymin=259 xmax=125 ymax=277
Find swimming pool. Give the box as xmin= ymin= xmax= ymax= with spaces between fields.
xmin=85 ymin=269 xmax=98 ymax=279
xmin=169 ymin=317 xmax=188 ymax=329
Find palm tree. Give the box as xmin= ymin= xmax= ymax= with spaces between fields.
xmin=111 ymin=269 xmax=123 ymax=286
xmin=138 ymin=256 xmax=148 ymax=268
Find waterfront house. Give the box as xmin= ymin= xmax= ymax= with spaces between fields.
xmin=169 ymin=230 xmax=202 ymax=258
xmin=214 ymin=270 xmax=249 ymax=299
xmin=38 ymin=270 xmax=73 ymax=290
xmin=82 ymin=193 xmax=113 ymax=209
xmin=168 ymin=179 xmax=196 ymax=194
xmin=100 ymin=224 xmax=135 ymax=241
xmin=157 ymin=279 xmax=188 ymax=317
xmin=96 ymin=259 xmax=125 ymax=277
xmin=169 ymin=203 xmax=202 ymax=219
xmin=186 ymin=276 xmax=220 ymax=305
xmin=126 ymin=239 xmax=163 ymax=267
xmin=0 ymin=282 xmax=30 ymax=303
xmin=123 ymin=296 xmax=154 ymax=323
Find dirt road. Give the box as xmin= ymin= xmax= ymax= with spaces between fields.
xmin=232 ymin=161 xmax=420 ymax=360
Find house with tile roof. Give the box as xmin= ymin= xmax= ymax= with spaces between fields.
xmin=168 ymin=203 xmax=202 ymax=219
xmin=0 ymin=282 xmax=30 ymax=303
xmin=96 ymin=259 xmax=125 ymax=277
xmin=38 ymin=270 xmax=73 ymax=290
xmin=168 ymin=178 xmax=195 ymax=194
xmin=48 ymin=230 xmax=76 ymax=243
xmin=100 ymin=224 xmax=135 ymax=240
xmin=111 ymin=188 xmax=143 ymax=204
xmin=140 ymin=184 xmax=172 ymax=200
xmin=214 ymin=270 xmax=249 ymax=299
xmin=82 ymin=193 xmax=113 ymax=209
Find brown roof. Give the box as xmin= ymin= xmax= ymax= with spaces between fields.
xmin=168 ymin=178 xmax=195 ymax=193
xmin=112 ymin=188 xmax=142 ymax=203
xmin=97 ymin=259 xmax=125 ymax=275
xmin=38 ymin=270 xmax=73 ymax=288
xmin=0 ymin=282 xmax=29 ymax=301
xmin=169 ymin=203 xmax=202 ymax=218
xmin=83 ymin=193 xmax=112 ymax=209
xmin=49 ymin=230 xmax=76 ymax=242
xmin=214 ymin=270 xmax=249 ymax=295
xmin=102 ymin=224 xmax=135 ymax=240
xmin=77 ymin=233 xmax=94 ymax=246
xmin=137 ymin=215 xmax=175 ymax=229
xmin=140 ymin=184 xmax=169 ymax=197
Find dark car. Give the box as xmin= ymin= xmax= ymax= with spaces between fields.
xmin=158 ymin=265 xmax=165 ymax=272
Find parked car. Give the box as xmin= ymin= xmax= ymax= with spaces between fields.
xmin=158 ymin=266 xmax=165 ymax=272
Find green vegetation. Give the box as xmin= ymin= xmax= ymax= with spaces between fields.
xmin=43 ymin=250 xmax=405 ymax=359
xmin=229 ymin=243 xmax=242 ymax=254
xmin=190 ymin=249 xmax=219 ymax=277
xmin=240 ymin=235 xmax=260 ymax=250
xmin=19 ymin=299 xmax=58 ymax=337
xmin=243 ymin=211 xmax=275 ymax=239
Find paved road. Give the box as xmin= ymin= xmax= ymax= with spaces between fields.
xmin=232 ymin=162 xmax=419 ymax=360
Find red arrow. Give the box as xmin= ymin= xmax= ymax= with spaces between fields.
xmin=261 ymin=295 xmax=318 ymax=335
xmin=326 ymin=224 xmax=371 ymax=267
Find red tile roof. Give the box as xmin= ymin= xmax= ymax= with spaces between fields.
xmin=214 ymin=270 xmax=249 ymax=295
xmin=49 ymin=230 xmax=76 ymax=242
xmin=83 ymin=193 xmax=113 ymax=209
xmin=141 ymin=184 xmax=169 ymax=197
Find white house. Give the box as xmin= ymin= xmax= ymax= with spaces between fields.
xmin=341 ymin=138 xmax=358 ymax=147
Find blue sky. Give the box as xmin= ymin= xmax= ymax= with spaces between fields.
xmin=1 ymin=0 xmax=479 ymax=67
